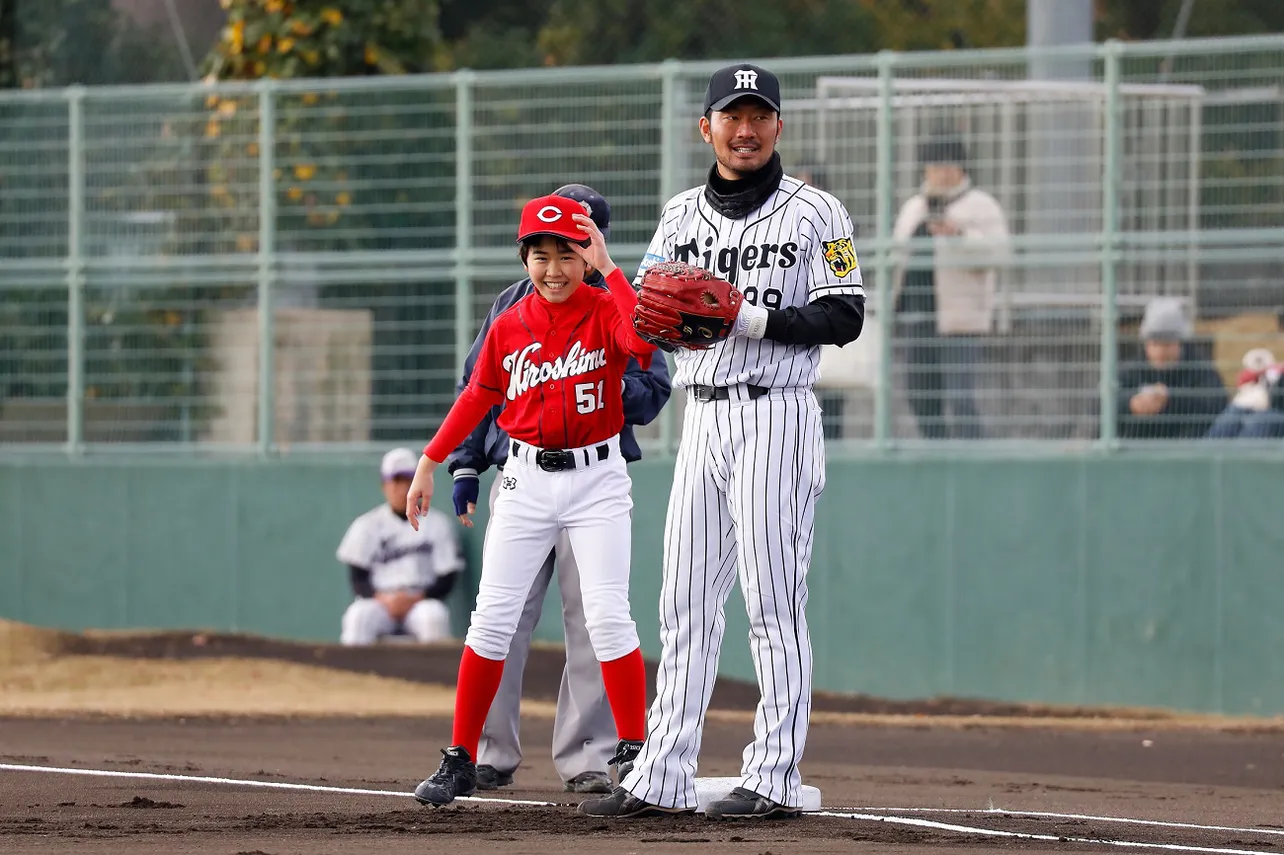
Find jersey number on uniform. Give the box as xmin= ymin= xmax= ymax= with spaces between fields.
xmin=741 ymin=285 xmax=784 ymax=310
xmin=574 ymin=380 xmax=606 ymax=414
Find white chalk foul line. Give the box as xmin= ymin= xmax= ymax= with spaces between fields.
xmin=0 ymin=763 xmax=558 ymax=807
xmin=840 ymin=807 xmax=1284 ymax=838
xmin=819 ymin=811 xmax=1274 ymax=855
xmin=2 ymin=763 xmax=1275 ymax=854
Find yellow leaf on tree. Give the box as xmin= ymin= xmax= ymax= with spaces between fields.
xmin=325 ymin=210 xmax=340 ymax=225
xmin=364 ymin=44 xmax=380 ymax=65
xmin=302 ymin=92 xmax=319 ymax=105
xmin=336 ymin=191 xmax=351 ymax=206
xmin=266 ymin=0 xmax=284 ymax=12
xmin=217 ymin=99 xmax=237 ymax=117
xmin=205 ymin=94 xmax=219 ymax=109
xmin=253 ymin=61 xmax=267 ymax=75
xmin=293 ymin=164 xmax=316 ymax=181
xmin=287 ymin=187 xmax=303 ymax=201
xmin=236 ymin=234 xmax=258 ymax=253
xmin=256 ymin=35 xmax=272 ymax=54
xmin=320 ymin=8 xmax=342 ymax=26
xmin=210 ymin=184 xmax=229 ymax=197
xmin=205 ymin=119 xmax=221 ymax=139
xmin=302 ymin=50 xmax=320 ymax=66
xmin=246 ymin=142 xmax=259 ymax=156
xmin=278 ymin=38 xmax=295 ymax=54
xmin=291 ymin=19 xmax=314 ymax=37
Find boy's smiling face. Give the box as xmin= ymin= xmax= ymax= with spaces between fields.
xmin=523 ymin=235 xmax=589 ymax=304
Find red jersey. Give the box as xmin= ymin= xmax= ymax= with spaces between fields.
xmin=425 ymin=268 xmax=654 ymax=460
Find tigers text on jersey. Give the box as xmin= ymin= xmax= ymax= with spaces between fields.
xmin=465 ymin=270 xmax=652 ymax=450
xmin=336 ymin=504 xmax=463 ymax=592
xmin=635 ymin=175 xmax=864 ymax=389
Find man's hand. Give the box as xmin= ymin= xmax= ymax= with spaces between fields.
xmin=376 ymin=590 xmax=424 ymax=623
xmin=452 ymin=470 xmax=480 ymax=528
xmin=406 ymin=455 xmax=438 ymax=530
xmin=1130 ymin=383 xmax=1170 ymax=416
xmin=927 ymin=218 xmax=963 ymax=237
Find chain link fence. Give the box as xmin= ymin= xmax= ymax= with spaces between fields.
xmin=2 ymin=35 xmax=1283 ymax=454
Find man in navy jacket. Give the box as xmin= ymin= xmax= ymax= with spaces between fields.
xmin=447 ymin=184 xmax=672 ymax=794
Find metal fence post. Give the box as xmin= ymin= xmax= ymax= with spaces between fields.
xmin=1099 ymin=40 xmax=1122 ymax=450
xmin=256 ymin=79 xmax=277 ymax=457
xmin=873 ymin=51 xmax=896 ymax=450
xmin=658 ymin=58 xmax=681 ymax=456
xmin=65 ymin=86 xmax=86 ymax=457
xmin=454 ymin=70 xmax=475 ymax=380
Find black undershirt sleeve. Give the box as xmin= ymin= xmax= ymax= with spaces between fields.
xmin=421 ymin=573 xmax=457 ymax=601
xmin=348 ymin=565 xmax=375 ymax=598
xmin=763 ymin=293 xmax=865 ymax=347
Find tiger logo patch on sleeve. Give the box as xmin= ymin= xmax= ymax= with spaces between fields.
xmin=821 ymin=237 xmax=858 ymax=278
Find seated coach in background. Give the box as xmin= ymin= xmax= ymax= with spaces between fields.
xmin=336 ymin=448 xmax=465 ymax=645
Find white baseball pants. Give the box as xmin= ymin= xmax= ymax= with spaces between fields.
xmin=622 ymin=387 xmax=825 ymax=810
xmin=464 ymin=435 xmax=639 ymax=665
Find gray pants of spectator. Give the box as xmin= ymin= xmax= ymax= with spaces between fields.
xmin=901 ymin=321 xmax=985 ymax=440
xmin=476 ymin=474 xmax=617 ymax=782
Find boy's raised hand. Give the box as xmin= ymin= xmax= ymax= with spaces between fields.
xmin=571 ymin=213 xmax=616 ymax=278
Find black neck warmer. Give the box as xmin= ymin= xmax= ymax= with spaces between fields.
xmin=704 ymin=152 xmax=784 ymax=219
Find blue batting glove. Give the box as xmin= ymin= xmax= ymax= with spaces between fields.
xmin=452 ymin=469 xmax=480 ymax=517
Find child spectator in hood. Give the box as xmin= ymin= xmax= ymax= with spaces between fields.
xmin=1117 ymin=297 xmax=1226 ymax=440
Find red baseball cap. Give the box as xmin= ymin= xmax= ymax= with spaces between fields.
xmin=517 ymin=194 xmax=591 ymax=247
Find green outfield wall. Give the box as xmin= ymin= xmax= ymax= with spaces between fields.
xmin=2 ymin=454 xmax=1281 ymax=716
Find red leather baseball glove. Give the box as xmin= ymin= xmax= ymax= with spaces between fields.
xmin=633 ymin=261 xmax=743 ymax=351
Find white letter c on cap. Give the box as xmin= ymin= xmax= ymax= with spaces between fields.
xmin=536 ymin=205 xmax=562 ymax=223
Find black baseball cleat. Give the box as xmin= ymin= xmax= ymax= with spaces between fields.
xmin=577 ymin=785 xmax=695 ymax=818
xmin=413 ymin=746 xmax=478 ymax=806
xmin=704 ymin=786 xmax=802 ymax=820
xmin=565 ymin=771 xmax=613 ymax=793
xmin=475 ymin=764 xmax=515 ymax=791
xmin=608 ymin=738 xmax=643 ymax=784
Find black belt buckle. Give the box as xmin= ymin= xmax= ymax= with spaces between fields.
xmin=536 ymin=449 xmax=574 ymax=472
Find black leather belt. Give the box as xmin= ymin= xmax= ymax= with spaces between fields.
xmin=510 ymin=440 xmax=610 ymax=472
xmin=690 ymin=384 xmax=770 ymax=403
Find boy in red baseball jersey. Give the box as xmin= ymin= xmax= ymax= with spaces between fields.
xmin=405 ymin=194 xmax=658 ymax=807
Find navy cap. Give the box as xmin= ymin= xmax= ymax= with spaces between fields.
xmin=703 ymin=63 xmax=782 ymax=114
xmin=554 ymin=184 xmax=611 ymax=239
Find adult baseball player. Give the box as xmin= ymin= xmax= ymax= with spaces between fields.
xmin=336 ymin=448 xmax=464 ymax=645
xmin=449 ymin=185 xmax=671 ymax=794
xmin=580 ymin=62 xmax=865 ymax=820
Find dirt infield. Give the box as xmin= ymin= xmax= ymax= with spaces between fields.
xmin=4 ymin=624 xmax=1284 ymax=853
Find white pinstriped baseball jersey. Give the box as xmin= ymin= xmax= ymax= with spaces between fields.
xmin=634 ymin=175 xmax=864 ymax=389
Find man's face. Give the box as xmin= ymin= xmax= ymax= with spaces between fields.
xmin=382 ymin=476 xmax=412 ymax=515
xmin=923 ymin=164 xmax=965 ymax=196
xmin=700 ymin=97 xmax=782 ymax=180
xmin=1145 ymin=339 xmax=1182 ymax=368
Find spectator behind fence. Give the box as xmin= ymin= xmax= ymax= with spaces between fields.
xmin=1206 ymin=348 xmax=1284 ymax=440
xmin=335 ymin=448 xmax=465 ymax=645
xmin=1117 ymin=298 xmax=1227 ymax=440
xmin=891 ymin=135 xmax=1010 ymax=439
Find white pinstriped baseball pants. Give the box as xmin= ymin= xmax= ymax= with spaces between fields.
xmin=622 ymin=386 xmax=826 ymax=809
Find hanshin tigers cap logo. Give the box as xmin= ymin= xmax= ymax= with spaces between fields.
xmin=516 ymin=194 xmax=592 ymax=247
xmin=822 ymin=237 xmax=858 ymax=278
xmin=704 ymin=63 xmax=782 ymax=114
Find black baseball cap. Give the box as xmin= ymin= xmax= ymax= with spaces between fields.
xmin=554 ymin=183 xmax=611 ymax=239
xmin=703 ymin=63 xmax=782 ymax=114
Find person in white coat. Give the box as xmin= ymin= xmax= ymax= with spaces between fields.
xmin=891 ymin=136 xmax=1011 ymax=439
